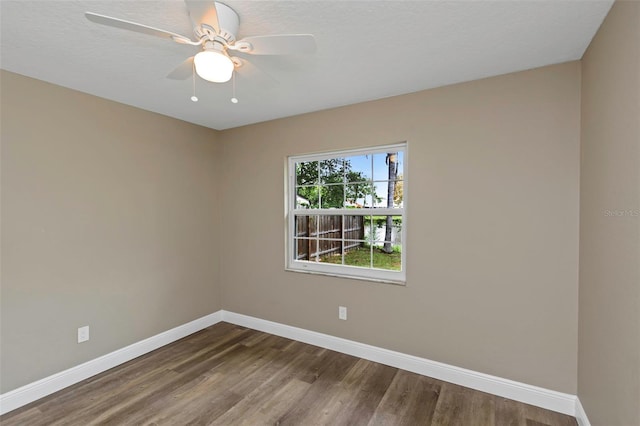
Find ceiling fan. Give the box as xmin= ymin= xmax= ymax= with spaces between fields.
xmin=85 ymin=1 xmax=316 ymax=85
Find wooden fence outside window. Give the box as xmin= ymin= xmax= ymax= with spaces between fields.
xmin=295 ymin=215 xmax=365 ymax=261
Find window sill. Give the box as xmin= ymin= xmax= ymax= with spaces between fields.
xmin=285 ymin=266 xmax=406 ymax=286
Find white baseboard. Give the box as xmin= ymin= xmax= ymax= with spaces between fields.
xmin=575 ymin=398 xmax=591 ymax=426
xmin=1 ymin=309 xmax=579 ymax=419
xmin=221 ymin=310 xmax=578 ymax=417
xmin=0 ymin=311 xmax=223 ymax=415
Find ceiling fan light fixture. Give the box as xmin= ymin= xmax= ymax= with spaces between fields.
xmin=194 ymin=50 xmax=234 ymax=83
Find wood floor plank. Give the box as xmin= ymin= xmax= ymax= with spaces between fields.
xmin=431 ymin=382 xmax=498 ymax=426
xmin=160 ymin=334 xmax=302 ymax=420
xmin=211 ymin=378 xmax=310 ymax=425
xmin=22 ymin=327 xmax=230 ymax=421
xmin=274 ymin=351 xmax=361 ymax=425
xmin=524 ymin=403 xmax=577 ymax=426
xmin=139 ymin=371 xmax=227 ymax=424
xmin=49 ymin=368 xmax=183 ymax=426
xmin=146 ymin=343 xmax=284 ymax=424
xmin=468 ymin=388 xmax=496 ymax=425
xmin=168 ymin=327 xmax=255 ymax=373
xmin=0 ymin=323 xmax=578 ymax=426
xmin=227 ymin=341 xmax=313 ymax=397
xmin=156 ymin=347 xmax=276 ymax=424
xmin=322 ymin=359 xmax=398 ymax=425
xmin=496 ymin=397 xmax=527 ymax=426
xmin=368 ymin=369 xmax=441 ymax=426
xmin=0 ymin=406 xmax=44 ymax=426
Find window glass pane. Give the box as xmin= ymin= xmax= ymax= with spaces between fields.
xmin=296 ymin=161 xmax=318 ymax=186
xmin=368 ymin=215 xmax=402 ymax=243
xmin=307 ymin=239 xmax=319 ymax=262
xmin=362 ymin=215 xmax=375 ymax=243
xmin=373 ymin=180 xmax=403 ymax=208
xmin=319 ymin=243 xmax=344 ymax=265
xmin=296 ymin=186 xmax=319 ymax=209
xmin=319 ymin=185 xmax=344 ymax=209
xmin=372 ymin=182 xmax=389 ymax=208
xmin=392 ymin=179 xmax=404 ymax=208
xmin=344 ymin=155 xmax=372 ymax=183
xmin=368 ymin=216 xmax=402 ymax=245
xmin=294 ymin=215 xmax=316 ymax=238
xmin=343 ymin=242 xmax=372 ymax=268
xmin=316 ymin=239 xmax=342 ymax=263
xmin=345 ymin=183 xmax=374 ymax=208
xmin=372 ymin=242 xmax=402 ymax=271
xmin=342 ymin=215 xmax=366 ymax=241
xmin=373 ymin=152 xmax=401 ymax=182
xmin=396 ymin=151 xmax=404 ymax=177
xmin=315 ymin=215 xmax=343 ymax=239
xmin=320 ymin=158 xmax=344 ymax=184
xmin=294 ymin=238 xmax=313 ymax=261
xmin=371 ymin=151 xmax=403 ymax=208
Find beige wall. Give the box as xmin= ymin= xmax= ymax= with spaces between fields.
xmin=0 ymin=71 xmax=222 ymax=393
xmin=578 ymin=1 xmax=640 ymax=425
xmin=219 ymin=62 xmax=582 ymax=393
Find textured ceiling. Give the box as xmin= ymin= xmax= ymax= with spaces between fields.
xmin=1 ymin=0 xmax=613 ymax=130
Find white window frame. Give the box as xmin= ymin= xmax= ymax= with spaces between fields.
xmin=285 ymin=143 xmax=407 ymax=284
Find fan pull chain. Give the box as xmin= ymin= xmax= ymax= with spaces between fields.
xmin=231 ymin=71 xmax=238 ymax=104
xmin=191 ymin=61 xmax=198 ymax=102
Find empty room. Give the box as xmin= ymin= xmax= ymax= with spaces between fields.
xmin=1 ymin=1 xmax=638 ymax=425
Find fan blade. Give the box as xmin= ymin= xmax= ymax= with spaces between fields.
xmin=234 ymin=59 xmax=278 ymax=89
xmin=233 ymin=34 xmax=316 ymax=55
xmin=184 ymin=0 xmax=220 ymax=34
xmin=167 ymin=57 xmax=195 ymax=80
xmin=85 ymin=12 xmax=194 ymax=44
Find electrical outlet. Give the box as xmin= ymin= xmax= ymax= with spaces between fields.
xmin=339 ymin=306 xmax=347 ymax=320
xmin=78 ymin=326 xmax=89 ymax=343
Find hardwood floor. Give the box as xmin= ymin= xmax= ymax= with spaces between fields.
xmin=1 ymin=323 xmax=577 ymax=425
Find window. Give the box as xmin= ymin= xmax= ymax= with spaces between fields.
xmin=286 ymin=143 xmax=406 ymax=284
